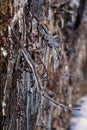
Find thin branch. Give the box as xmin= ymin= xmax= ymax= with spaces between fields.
xmin=11 ymin=29 xmax=79 ymax=113
xmin=11 ymin=28 xmax=43 ymax=91
xmin=43 ymin=91 xmax=80 ymax=111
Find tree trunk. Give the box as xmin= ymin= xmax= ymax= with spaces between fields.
xmin=1 ymin=0 xmax=87 ymax=130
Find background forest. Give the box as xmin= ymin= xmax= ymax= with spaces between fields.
xmin=0 ymin=0 xmax=87 ymax=130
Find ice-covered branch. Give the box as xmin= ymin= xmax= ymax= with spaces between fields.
xmin=11 ymin=28 xmax=43 ymax=91
xmin=43 ymin=91 xmax=80 ymax=111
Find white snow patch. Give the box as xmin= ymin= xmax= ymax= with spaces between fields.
xmin=70 ymin=95 xmax=87 ymax=130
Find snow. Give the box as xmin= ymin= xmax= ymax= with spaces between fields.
xmin=69 ymin=0 xmax=80 ymax=8
xmin=70 ymin=96 xmax=87 ymax=130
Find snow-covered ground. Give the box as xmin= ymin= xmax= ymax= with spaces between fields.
xmin=70 ymin=96 xmax=87 ymax=130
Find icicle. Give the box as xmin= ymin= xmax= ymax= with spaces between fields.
xmin=33 ymin=90 xmax=36 ymax=114
xmin=23 ymin=72 xmax=26 ymax=92
xmin=17 ymin=79 xmax=20 ymax=99
xmin=14 ymin=0 xmax=19 ymax=14
xmin=11 ymin=15 xmax=18 ymax=27
xmin=67 ymin=86 xmax=73 ymax=105
xmin=8 ymin=26 xmax=13 ymax=50
xmin=45 ymin=103 xmax=53 ymax=130
xmin=26 ymin=72 xmax=33 ymax=130
xmin=26 ymin=95 xmax=30 ymax=130
xmin=8 ymin=26 xmax=11 ymax=36
xmin=44 ymin=46 xmax=50 ymax=70
xmin=19 ymin=116 xmax=23 ymax=130
xmin=53 ymin=47 xmax=59 ymax=71
xmin=26 ymin=73 xmax=30 ymax=130
xmin=19 ymin=15 xmax=22 ymax=33
xmin=3 ymin=58 xmax=15 ymax=115
xmin=35 ymin=91 xmax=40 ymax=113
xmin=21 ymin=49 xmax=40 ymax=91
xmin=36 ymin=93 xmax=45 ymax=127
xmin=30 ymin=91 xmax=34 ymax=114
xmin=24 ymin=17 xmax=26 ymax=41
xmin=57 ymin=106 xmax=61 ymax=116
xmin=15 ymin=49 xmax=21 ymax=70
xmin=22 ymin=71 xmax=25 ymax=94
xmin=16 ymin=118 xmax=19 ymax=130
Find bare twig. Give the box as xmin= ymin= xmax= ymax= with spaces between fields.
xmin=11 ymin=28 xmax=43 ymax=91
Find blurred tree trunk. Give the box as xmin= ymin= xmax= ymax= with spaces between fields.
xmin=77 ymin=0 xmax=87 ymax=81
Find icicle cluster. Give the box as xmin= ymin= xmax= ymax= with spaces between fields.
xmin=3 ymin=0 xmax=81 ymax=130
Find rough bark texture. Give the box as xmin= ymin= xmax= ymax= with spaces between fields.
xmin=0 ymin=0 xmax=87 ymax=130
